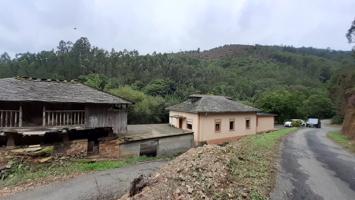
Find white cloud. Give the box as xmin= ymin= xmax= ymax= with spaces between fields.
xmin=0 ymin=0 xmax=353 ymax=56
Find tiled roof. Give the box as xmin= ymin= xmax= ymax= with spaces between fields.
xmin=0 ymin=77 xmax=131 ymax=104
xmin=166 ymin=94 xmax=259 ymax=113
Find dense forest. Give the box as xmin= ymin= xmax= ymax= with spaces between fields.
xmin=0 ymin=38 xmax=354 ymax=124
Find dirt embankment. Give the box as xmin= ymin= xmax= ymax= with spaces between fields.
xmin=120 ymin=145 xmax=242 ymax=200
xmin=342 ymin=91 xmax=355 ymax=139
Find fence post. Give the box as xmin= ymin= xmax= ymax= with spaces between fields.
xmin=19 ymin=106 xmax=23 ymax=127
xmin=42 ymin=106 xmax=46 ymax=127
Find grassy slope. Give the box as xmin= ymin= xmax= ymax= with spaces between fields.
xmin=229 ymin=128 xmax=297 ymax=199
xmin=327 ymin=131 xmax=355 ymax=153
xmin=0 ymin=156 xmax=156 ymax=188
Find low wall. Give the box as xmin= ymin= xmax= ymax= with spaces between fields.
xmin=55 ymin=139 xmax=88 ymax=157
xmin=119 ymin=133 xmax=194 ymax=158
xmin=257 ymin=116 xmax=275 ymax=133
xmin=119 ymin=142 xmax=140 ymax=158
xmin=157 ymin=134 xmax=194 ymax=156
xmin=98 ymin=137 xmax=121 ymax=159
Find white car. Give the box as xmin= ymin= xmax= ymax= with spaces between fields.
xmin=284 ymin=121 xmax=292 ymax=127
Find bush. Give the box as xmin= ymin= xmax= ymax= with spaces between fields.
xmin=331 ymin=115 xmax=344 ymax=124
xmin=291 ymin=120 xmax=302 ymax=127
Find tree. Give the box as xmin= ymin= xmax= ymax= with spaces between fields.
xmin=109 ymin=86 xmax=167 ymax=124
xmin=143 ymin=79 xmax=176 ymax=96
xmin=328 ymin=18 xmax=355 ymax=123
xmin=255 ymin=89 xmax=304 ymax=123
xmin=80 ymin=73 xmax=108 ymax=90
xmin=302 ymin=94 xmax=334 ymax=118
xmin=346 ymin=18 xmax=355 ymax=44
xmin=72 ymin=37 xmax=92 ymax=75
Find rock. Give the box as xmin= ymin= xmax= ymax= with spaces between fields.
xmin=39 ymin=157 xmax=52 ymax=163
xmin=129 ymin=175 xmax=149 ymax=197
xmin=187 ymin=185 xmax=193 ymax=194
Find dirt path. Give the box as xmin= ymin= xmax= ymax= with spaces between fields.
xmin=271 ymin=122 xmax=355 ymax=200
xmin=1 ymin=160 xmax=167 ymax=200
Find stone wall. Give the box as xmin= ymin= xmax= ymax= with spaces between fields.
xmin=342 ymin=92 xmax=355 ymax=139
xmin=55 ymin=139 xmax=88 ymax=157
xmin=0 ymin=148 xmax=9 ymax=166
xmin=98 ymin=137 xmax=121 ymax=159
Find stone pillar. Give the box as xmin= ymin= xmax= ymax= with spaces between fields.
xmin=6 ymin=133 xmax=15 ymax=147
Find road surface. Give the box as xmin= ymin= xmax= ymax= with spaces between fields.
xmin=271 ymin=122 xmax=355 ymax=200
xmin=1 ymin=160 xmax=166 ymax=200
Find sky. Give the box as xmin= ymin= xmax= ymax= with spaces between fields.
xmin=0 ymin=0 xmax=354 ymax=56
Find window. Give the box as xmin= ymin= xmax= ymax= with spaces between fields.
xmin=246 ymin=119 xmax=250 ymax=129
xmin=215 ymin=120 xmax=221 ymax=132
xmin=229 ymin=119 xmax=235 ymax=131
xmin=186 ymin=119 xmax=192 ymax=130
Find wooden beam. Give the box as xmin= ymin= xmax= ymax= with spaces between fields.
xmin=0 ymin=111 xmax=3 ymax=127
xmin=42 ymin=106 xmax=46 ymax=127
xmin=19 ymin=106 xmax=23 ymax=127
xmin=14 ymin=112 xmax=18 ymax=127
xmin=9 ymin=111 xmax=13 ymax=127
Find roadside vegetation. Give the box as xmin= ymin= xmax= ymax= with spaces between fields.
xmin=327 ymin=131 xmax=355 ymax=153
xmin=124 ymin=128 xmax=297 ymax=200
xmin=0 ymin=156 xmax=157 ymax=188
xmin=229 ymin=128 xmax=297 ymax=199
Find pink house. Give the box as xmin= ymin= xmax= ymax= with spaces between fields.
xmin=167 ymin=94 xmax=275 ymax=144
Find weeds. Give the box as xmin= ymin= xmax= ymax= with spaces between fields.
xmin=0 ymin=156 xmax=158 ymax=188
xmin=327 ymin=131 xmax=355 ymax=153
xmin=229 ymin=128 xmax=297 ymax=199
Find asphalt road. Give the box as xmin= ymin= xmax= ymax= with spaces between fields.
xmin=271 ymin=122 xmax=355 ymax=200
xmin=1 ymin=160 xmax=167 ymax=200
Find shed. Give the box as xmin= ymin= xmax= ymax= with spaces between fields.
xmin=0 ymin=77 xmax=132 ymax=135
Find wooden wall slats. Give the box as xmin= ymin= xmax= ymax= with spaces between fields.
xmin=0 ymin=110 xmax=20 ymax=128
xmin=43 ymin=110 xmax=85 ymax=127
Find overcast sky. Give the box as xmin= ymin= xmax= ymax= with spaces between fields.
xmin=0 ymin=0 xmax=354 ymax=56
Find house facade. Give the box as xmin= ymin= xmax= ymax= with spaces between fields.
xmin=256 ymin=112 xmax=277 ymax=133
xmin=0 ymin=77 xmax=131 ymax=135
xmin=167 ymin=94 xmax=275 ymax=144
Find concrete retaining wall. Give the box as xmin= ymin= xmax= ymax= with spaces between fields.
xmin=119 ymin=133 xmax=194 ymax=158
xmin=157 ymin=134 xmax=194 ymax=156
xmin=119 ymin=142 xmax=140 ymax=158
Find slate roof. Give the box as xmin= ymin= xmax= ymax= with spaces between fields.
xmin=166 ymin=94 xmax=259 ymax=113
xmin=0 ymin=77 xmax=131 ymax=104
xmin=257 ymin=112 xmax=277 ymax=116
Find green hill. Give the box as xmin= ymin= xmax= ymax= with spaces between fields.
xmin=0 ymin=38 xmax=353 ymax=123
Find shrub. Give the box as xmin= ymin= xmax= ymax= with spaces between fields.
xmin=291 ymin=120 xmax=302 ymax=127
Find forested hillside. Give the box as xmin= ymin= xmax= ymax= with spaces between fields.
xmin=0 ymin=37 xmax=353 ymax=123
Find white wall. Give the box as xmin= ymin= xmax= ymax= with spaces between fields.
xmin=199 ymin=112 xmax=257 ymax=143
xmin=169 ymin=111 xmax=258 ymax=144
xmin=257 ymin=116 xmax=275 ymax=133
